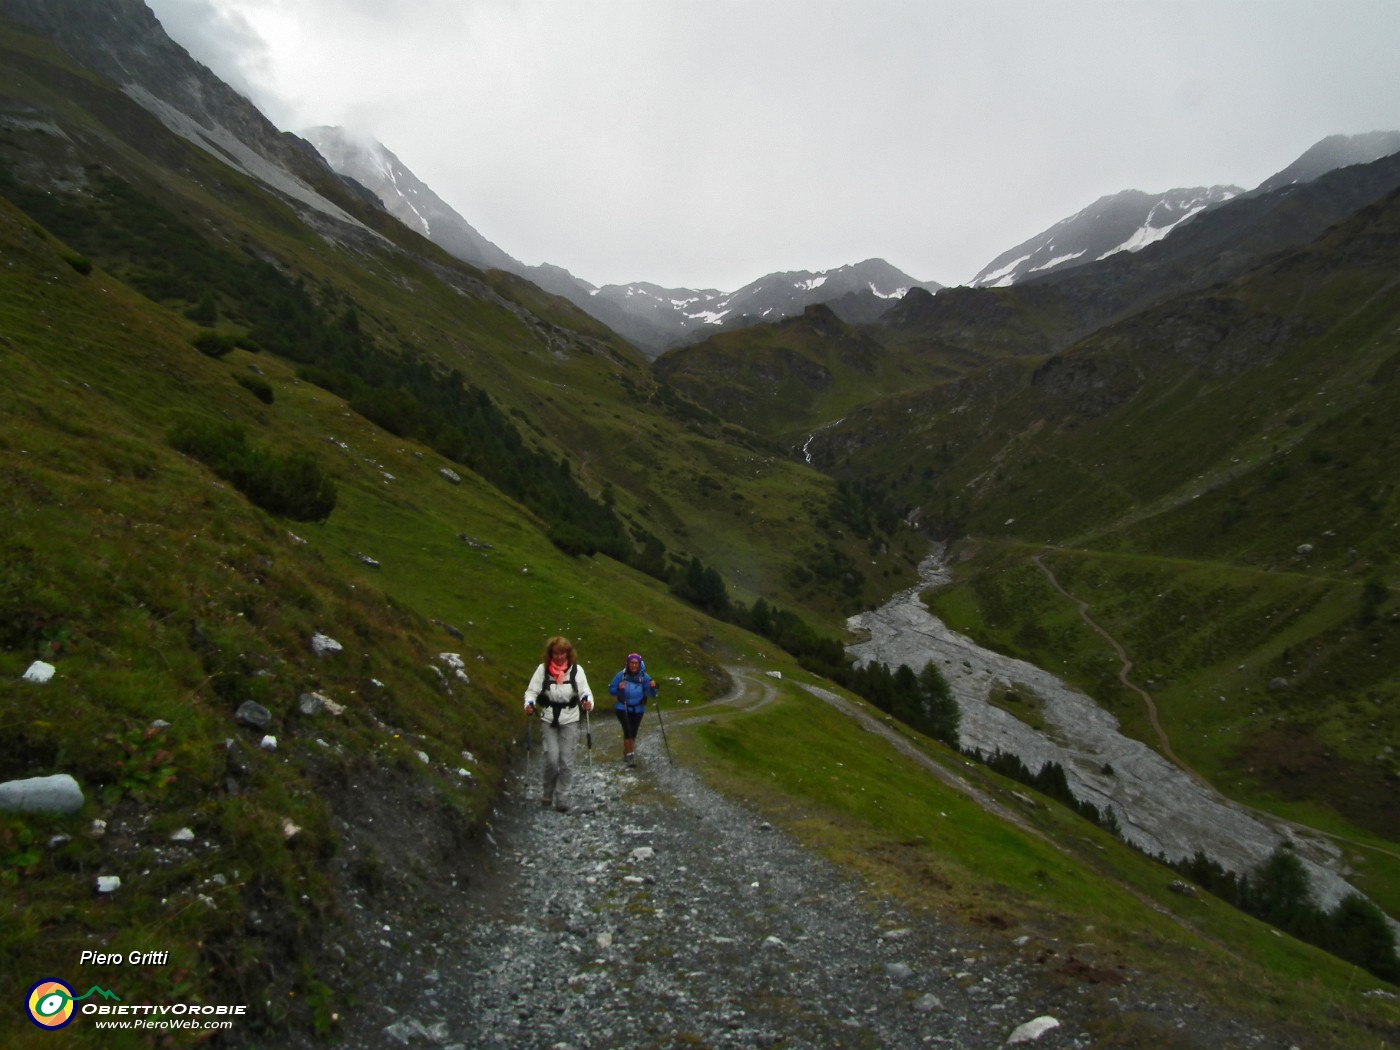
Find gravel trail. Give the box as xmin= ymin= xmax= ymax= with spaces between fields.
xmin=327 ymin=737 xmax=1299 ymax=1050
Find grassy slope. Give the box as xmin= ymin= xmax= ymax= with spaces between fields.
xmin=0 ymin=193 xmax=783 ymax=1044
xmin=0 ymin=18 xmax=920 ymax=631
xmin=655 ymin=306 xmax=943 ymax=443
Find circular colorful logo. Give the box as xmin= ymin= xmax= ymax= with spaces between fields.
xmin=27 ymin=979 xmax=76 ymax=1029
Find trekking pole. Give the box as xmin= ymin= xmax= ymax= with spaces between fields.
xmin=585 ymin=705 xmax=594 ymax=773
xmin=652 ymin=694 xmax=674 ymax=766
xmin=525 ymin=711 xmax=534 ymax=783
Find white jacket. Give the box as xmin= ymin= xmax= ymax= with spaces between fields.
xmin=524 ymin=662 xmax=593 ymax=727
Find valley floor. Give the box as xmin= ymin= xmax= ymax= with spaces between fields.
xmin=310 ymin=744 xmax=1305 ymax=1050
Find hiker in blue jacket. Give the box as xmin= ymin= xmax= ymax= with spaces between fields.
xmin=608 ymin=651 xmax=657 ymax=765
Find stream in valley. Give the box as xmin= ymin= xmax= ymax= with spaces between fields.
xmin=845 ymin=554 xmax=1367 ymax=914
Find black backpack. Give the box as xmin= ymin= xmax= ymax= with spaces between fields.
xmin=535 ymin=663 xmax=580 ymax=726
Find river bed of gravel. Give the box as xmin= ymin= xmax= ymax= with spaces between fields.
xmin=845 ymin=555 xmax=1363 ymax=914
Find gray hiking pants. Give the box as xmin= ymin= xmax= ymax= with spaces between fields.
xmin=540 ymin=720 xmax=578 ymax=803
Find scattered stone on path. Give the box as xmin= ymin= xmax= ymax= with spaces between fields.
xmin=1007 ymin=1015 xmax=1061 ymax=1044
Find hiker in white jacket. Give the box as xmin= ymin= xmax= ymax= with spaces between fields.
xmin=524 ymin=635 xmax=594 ymax=812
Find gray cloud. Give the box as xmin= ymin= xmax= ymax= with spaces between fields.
xmin=146 ymin=0 xmax=1400 ymax=290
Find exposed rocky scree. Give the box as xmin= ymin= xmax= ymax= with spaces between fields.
xmin=313 ymin=741 xmax=1296 ymax=1050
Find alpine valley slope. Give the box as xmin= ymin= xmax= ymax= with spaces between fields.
xmin=2 ymin=4 xmax=1399 ymax=1048
xmin=658 ymin=137 xmax=1400 ymax=958
xmin=813 ymin=168 xmax=1400 ymax=921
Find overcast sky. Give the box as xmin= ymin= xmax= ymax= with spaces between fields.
xmin=145 ymin=0 xmax=1400 ymax=292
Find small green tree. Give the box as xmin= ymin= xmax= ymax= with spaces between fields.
xmin=1246 ymin=846 xmax=1316 ymax=929
xmin=1326 ymin=894 xmax=1399 ymax=982
xmin=185 ymin=288 xmax=218 ymax=325
xmin=918 ymin=660 xmax=960 ymax=748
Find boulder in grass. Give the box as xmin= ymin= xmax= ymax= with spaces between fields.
xmin=311 ymin=632 xmax=343 ymax=657
xmin=235 ymin=701 xmax=273 ymax=731
xmin=0 ymin=774 xmax=85 ymax=814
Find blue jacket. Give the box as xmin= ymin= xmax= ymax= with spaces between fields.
xmin=609 ymin=665 xmax=656 ymax=714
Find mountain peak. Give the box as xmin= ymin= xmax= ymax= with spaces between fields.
xmin=303 ymin=125 xmax=523 ymax=274
xmin=971 ymin=185 xmax=1241 ymax=288
xmin=1253 ymin=130 xmax=1400 ymax=195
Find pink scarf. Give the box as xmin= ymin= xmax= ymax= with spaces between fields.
xmin=547 ymin=657 xmax=569 ymax=685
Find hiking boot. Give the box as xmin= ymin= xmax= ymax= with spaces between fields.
xmin=624 ymin=752 xmax=635 ymax=765
xmin=553 ymin=801 xmax=570 ymax=813
xmin=540 ymin=796 xmax=553 ymax=808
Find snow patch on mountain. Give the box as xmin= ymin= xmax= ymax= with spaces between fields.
xmin=1029 ymin=250 xmax=1085 ymax=274
xmin=971 ymin=186 xmax=1240 ymax=288
xmin=869 ymin=282 xmax=908 ymax=299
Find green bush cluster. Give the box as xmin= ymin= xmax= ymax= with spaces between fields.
xmin=192 ymin=329 xmax=240 ymax=358
xmin=236 ymin=372 xmax=275 ymax=404
xmin=167 ymin=417 xmax=336 ymax=521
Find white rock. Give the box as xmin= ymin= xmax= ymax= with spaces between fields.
xmin=259 ymin=735 xmax=277 ymax=752
xmin=630 ymin=847 xmax=655 ymax=862
xmin=439 ymin=653 xmax=470 ymax=682
xmin=0 ymin=773 xmax=84 ymax=814
xmin=22 ymin=661 xmax=55 ymax=684
xmin=96 ymin=875 xmax=122 ymax=894
xmin=1007 ymin=1016 xmax=1061 ymax=1044
xmin=310 ymin=632 xmax=343 ymax=656
xmin=170 ymin=828 xmax=196 ymax=843
xmin=912 ymin=993 xmax=943 ymax=1013
xmin=439 ymin=467 xmax=462 ymax=484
